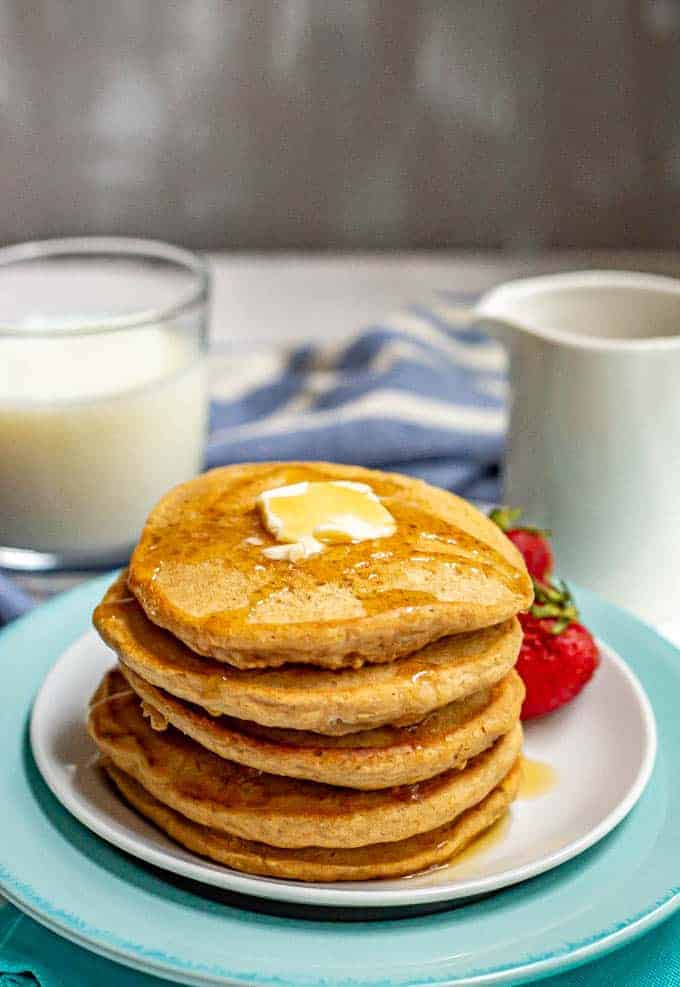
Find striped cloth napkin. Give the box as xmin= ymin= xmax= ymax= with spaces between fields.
xmin=205 ymin=297 xmax=506 ymax=499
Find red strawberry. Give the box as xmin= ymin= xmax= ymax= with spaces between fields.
xmin=490 ymin=507 xmax=600 ymax=718
xmin=489 ymin=506 xmax=553 ymax=582
xmin=516 ymin=582 xmax=599 ymax=719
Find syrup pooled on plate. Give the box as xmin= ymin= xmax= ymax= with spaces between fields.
xmin=518 ymin=757 xmax=558 ymax=799
xmin=449 ymin=810 xmax=511 ymax=869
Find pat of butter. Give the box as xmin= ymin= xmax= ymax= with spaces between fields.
xmin=256 ymin=481 xmax=396 ymax=561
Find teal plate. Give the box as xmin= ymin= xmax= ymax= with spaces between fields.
xmin=0 ymin=573 xmax=678 ymax=986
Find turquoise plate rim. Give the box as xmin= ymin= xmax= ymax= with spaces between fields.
xmin=0 ymin=572 xmax=678 ymax=987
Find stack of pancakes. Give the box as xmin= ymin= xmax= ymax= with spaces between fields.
xmin=89 ymin=463 xmax=532 ymax=881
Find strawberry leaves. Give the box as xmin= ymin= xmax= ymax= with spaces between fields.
xmin=530 ymin=581 xmax=579 ymax=634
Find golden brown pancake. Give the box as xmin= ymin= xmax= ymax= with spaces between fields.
xmin=122 ymin=663 xmax=524 ymax=789
xmin=104 ymin=759 xmax=521 ymax=882
xmin=95 ymin=574 xmax=522 ymax=735
xmin=88 ymin=669 xmax=522 ymax=849
xmin=127 ymin=463 xmax=532 ymax=669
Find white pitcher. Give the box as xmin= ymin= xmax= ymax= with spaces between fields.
xmin=474 ymin=270 xmax=680 ymax=625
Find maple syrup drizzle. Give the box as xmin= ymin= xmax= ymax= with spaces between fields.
xmin=400 ymin=809 xmax=512 ymax=880
xmin=518 ymin=757 xmax=558 ymax=799
xmin=449 ymin=810 xmax=511 ymax=867
xmin=131 ymin=464 xmax=527 ymax=629
xmin=413 ymin=757 xmax=558 ymax=875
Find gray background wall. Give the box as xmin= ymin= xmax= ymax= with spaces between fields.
xmin=3 ymin=0 xmax=680 ymax=249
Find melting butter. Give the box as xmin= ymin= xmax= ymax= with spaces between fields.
xmin=256 ymin=480 xmax=396 ymax=561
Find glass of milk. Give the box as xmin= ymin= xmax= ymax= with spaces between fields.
xmin=0 ymin=237 xmax=210 ymax=571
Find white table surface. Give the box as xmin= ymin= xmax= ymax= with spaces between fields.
xmin=207 ymin=249 xmax=680 ymax=346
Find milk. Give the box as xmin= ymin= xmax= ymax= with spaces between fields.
xmin=0 ymin=325 xmax=206 ymax=558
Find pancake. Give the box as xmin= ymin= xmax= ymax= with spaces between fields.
xmin=104 ymin=759 xmax=521 ymax=882
xmin=127 ymin=462 xmax=532 ymax=669
xmin=95 ymin=575 xmax=522 ymax=735
xmin=88 ymin=669 xmax=523 ymax=849
xmin=122 ymin=663 xmax=525 ymax=789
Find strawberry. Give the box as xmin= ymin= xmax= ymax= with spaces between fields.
xmin=489 ymin=506 xmax=553 ymax=582
xmin=518 ymin=582 xmax=599 ymax=718
xmin=490 ymin=509 xmax=599 ymax=719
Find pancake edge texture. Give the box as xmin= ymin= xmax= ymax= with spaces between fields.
xmin=104 ymin=758 xmax=521 ymax=882
xmin=95 ymin=576 xmax=522 ymax=735
xmin=88 ymin=670 xmax=523 ymax=849
xmin=122 ymin=662 xmax=525 ymax=789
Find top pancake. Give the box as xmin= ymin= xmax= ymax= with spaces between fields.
xmin=128 ymin=462 xmax=532 ymax=669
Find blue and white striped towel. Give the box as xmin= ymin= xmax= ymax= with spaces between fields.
xmin=206 ymin=296 xmax=506 ymax=498
xmin=0 ymin=296 xmax=506 ymax=624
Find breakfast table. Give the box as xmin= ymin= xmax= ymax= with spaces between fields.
xmin=2 ymin=248 xmax=679 ymax=986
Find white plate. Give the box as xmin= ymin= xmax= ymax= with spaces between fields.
xmin=30 ymin=629 xmax=656 ymax=909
